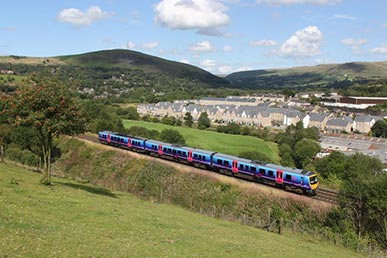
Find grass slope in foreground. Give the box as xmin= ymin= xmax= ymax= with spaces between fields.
xmin=123 ymin=120 xmax=280 ymax=163
xmin=0 ymin=163 xmax=363 ymax=258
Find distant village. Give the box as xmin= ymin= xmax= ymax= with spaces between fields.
xmin=138 ymin=93 xmax=387 ymax=166
xmin=138 ymin=93 xmax=387 ymax=134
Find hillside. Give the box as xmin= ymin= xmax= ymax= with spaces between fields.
xmin=0 ymin=49 xmax=228 ymax=87
xmin=58 ymin=49 xmax=227 ymax=85
xmin=225 ymin=61 xmax=387 ymax=90
xmin=1 ymin=162 xmax=364 ymax=258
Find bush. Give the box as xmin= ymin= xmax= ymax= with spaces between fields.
xmin=160 ymin=129 xmax=185 ymax=144
xmin=5 ymin=145 xmax=39 ymax=167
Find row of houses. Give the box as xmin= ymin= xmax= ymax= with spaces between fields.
xmin=137 ymin=101 xmax=383 ymax=133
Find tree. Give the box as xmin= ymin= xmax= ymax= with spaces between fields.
xmin=3 ymin=74 xmax=85 ymax=184
xmin=314 ymin=151 xmax=347 ymax=179
xmin=294 ymin=138 xmax=320 ymax=168
xmin=371 ymin=119 xmax=387 ymax=138
xmin=339 ymin=153 xmax=384 ymax=242
xmin=197 ymin=112 xmax=210 ymax=130
xmin=279 ymin=143 xmax=294 ymax=167
xmin=160 ymin=129 xmax=185 ymax=145
xmin=183 ymin=112 xmax=193 ymax=127
xmin=0 ymin=124 xmax=11 ymax=162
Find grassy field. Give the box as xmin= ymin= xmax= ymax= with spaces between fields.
xmin=123 ymin=120 xmax=280 ymax=162
xmin=0 ymin=163 xmax=364 ymax=258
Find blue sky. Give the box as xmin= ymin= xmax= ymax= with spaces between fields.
xmin=1 ymin=0 xmax=386 ymax=74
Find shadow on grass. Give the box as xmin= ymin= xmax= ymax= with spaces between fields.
xmin=57 ymin=182 xmax=118 ymax=198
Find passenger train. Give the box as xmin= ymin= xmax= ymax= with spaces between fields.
xmin=98 ymin=131 xmax=319 ymax=195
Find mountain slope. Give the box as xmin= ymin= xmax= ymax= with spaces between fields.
xmin=57 ymin=49 xmax=228 ymax=87
xmin=225 ymin=62 xmax=387 ymax=89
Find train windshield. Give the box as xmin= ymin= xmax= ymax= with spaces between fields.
xmin=309 ymin=176 xmax=318 ymax=184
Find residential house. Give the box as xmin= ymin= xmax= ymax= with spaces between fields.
xmin=308 ymin=113 xmax=329 ymax=131
xmin=325 ymin=117 xmax=353 ymax=133
xmin=353 ymin=114 xmax=381 ymax=133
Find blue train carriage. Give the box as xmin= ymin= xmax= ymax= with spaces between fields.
xmin=212 ymin=153 xmax=247 ymax=176
xmin=188 ymin=148 xmax=216 ymax=169
xmin=145 ymin=139 xmax=168 ymax=157
xmin=98 ymin=131 xmax=110 ymax=144
xmin=98 ymin=131 xmax=146 ymax=151
xmin=264 ymin=163 xmax=319 ymax=195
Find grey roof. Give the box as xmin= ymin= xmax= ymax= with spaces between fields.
xmin=319 ymin=136 xmax=373 ymax=150
xmin=326 ymin=117 xmax=353 ymax=127
xmin=206 ymin=107 xmax=219 ymax=114
xmin=355 ymin=115 xmax=374 ymax=123
xmin=225 ymin=96 xmax=256 ymax=103
xmin=201 ymin=97 xmax=226 ymax=101
xmin=309 ymin=113 xmax=327 ymax=122
xmin=285 ymin=110 xmax=302 ymax=118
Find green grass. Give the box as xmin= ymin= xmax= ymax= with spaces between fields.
xmin=0 ymin=74 xmax=25 ymax=85
xmin=123 ymin=120 xmax=280 ymax=163
xmin=0 ymin=163 xmax=364 ymax=258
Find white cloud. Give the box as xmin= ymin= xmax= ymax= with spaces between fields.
xmin=180 ymin=59 xmax=191 ymax=64
xmin=223 ymin=46 xmax=232 ymax=52
xmin=333 ymin=14 xmax=356 ymax=20
xmin=218 ymin=65 xmax=233 ymax=74
xmin=57 ymin=6 xmax=112 ymax=25
xmin=127 ymin=41 xmax=135 ymax=49
xmin=200 ymin=59 xmax=216 ymax=67
xmin=340 ymin=38 xmax=368 ymax=55
xmin=340 ymin=38 xmax=368 ymax=46
xmin=188 ymin=41 xmax=215 ymax=52
xmin=275 ymin=26 xmax=323 ymax=59
xmin=369 ymin=44 xmax=387 ymax=55
xmin=256 ymin=0 xmax=341 ymax=5
xmin=141 ymin=42 xmax=159 ymax=49
xmin=249 ymin=40 xmax=278 ymax=47
xmin=154 ymin=0 xmax=229 ymax=32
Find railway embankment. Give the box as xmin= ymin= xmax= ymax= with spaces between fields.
xmin=49 ymin=136 xmax=378 ymax=254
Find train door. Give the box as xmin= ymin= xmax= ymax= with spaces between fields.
xmin=127 ymin=138 xmax=132 ymax=148
xmin=232 ymin=160 xmax=238 ymax=173
xmin=107 ymin=133 xmax=111 ymax=143
xmin=158 ymin=144 xmax=163 ymax=155
xmin=276 ymin=170 xmax=283 ymax=184
xmin=188 ymin=150 xmax=193 ymax=162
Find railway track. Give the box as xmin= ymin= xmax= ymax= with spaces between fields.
xmin=76 ymin=134 xmax=339 ymax=205
xmin=312 ymin=188 xmax=339 ymax=205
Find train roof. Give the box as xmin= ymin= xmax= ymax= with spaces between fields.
xmin=145 ymin=139 xmax=172 ymax=147
xmin=213 ymin=153 xmax=252 ymax=163
xmin=180 ymin=146 xmax=216 ymax=155
xmin=107 ymin=131 xmax=147 ymax=141
xmin=264 ymin=163 xmax=314 ymax=176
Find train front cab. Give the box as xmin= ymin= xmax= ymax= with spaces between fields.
xmin=308 ymin=174 xmax=319 ymax=195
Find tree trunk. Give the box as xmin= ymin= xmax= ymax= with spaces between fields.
xmin=40 ymin=133 xmax=52 ymax=185
xmin=1 ymin=145 xmax=4 ymax=163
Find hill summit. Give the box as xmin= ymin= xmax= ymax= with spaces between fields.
xmin=57 ymin=49 xmax=228 ymax=87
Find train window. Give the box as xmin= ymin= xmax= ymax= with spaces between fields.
xmin=285 ymin=174 xmax=291 ymax=181
xmin=224 ymin=160 xmax=229 ymax=166
xmin=268 ymin=170 xmax=274 ymax=177
xmin=173 ymin=149 xmax=177 ymax=154
xmin=239 ymin=164 xmax=244 ymax=170
xmin=251 ymin=167 xmax=256 ymax=172
xmin=202 ymin=156 xmax=206 ymax=161
xmin=194 ymin=154 xmax=198 ymax=159
xmin=259 ymin=168 xmax=265 ymax=174
xmin=217 ymin=159 xmax=222 ymax=165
